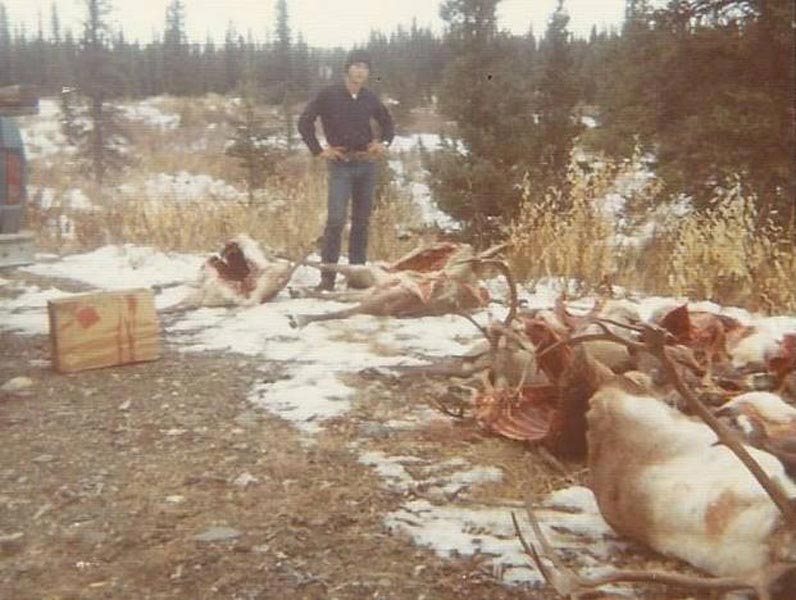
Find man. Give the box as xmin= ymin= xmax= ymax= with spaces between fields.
xmin=298 ymin=49 xmax=395 ymax=291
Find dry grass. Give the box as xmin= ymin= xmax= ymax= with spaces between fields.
xmin=28 ymin=147 xmax=420 ymax=265
xmin=368 ymin=177 xmax=425 ymax=262
xmin=25 ymin=93 xmax=422 ymax=261
xmin=647 ymin=182 xmax=796 ymax=312
xmin=506 ymin=164 xmax=618 ymax=295
xmin=507 ymin=156 xmax=796 ymax=313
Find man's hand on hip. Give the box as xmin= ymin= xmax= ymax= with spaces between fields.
xmin=366 ymin=141 xmax=388 ymax=158
xmin=320 ymin=146 xmax=346 ymax=161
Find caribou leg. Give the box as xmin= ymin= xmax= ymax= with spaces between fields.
xmin=288 ymin=306 xmax=364 ymax=329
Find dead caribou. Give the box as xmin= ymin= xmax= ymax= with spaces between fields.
xmin=510 ymin=319 xmax=796 ymax=599
xmin=288 ymin=242 xmax=508 ymax=328
xmin=297 ymin=241 xmax=490 ymax=292
xmin=417 ymin=273 xmax=796 ymax=597
xmin=172 ymin=234 xmax=304 ymax=309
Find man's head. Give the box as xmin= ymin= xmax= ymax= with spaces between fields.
xmin=344 ymin=49 xmax=371 ymax=86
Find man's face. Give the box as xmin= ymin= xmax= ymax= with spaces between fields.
xmin=347 ymin=62 xmax=370 ymax=85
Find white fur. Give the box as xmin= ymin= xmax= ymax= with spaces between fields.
xmin=731 ymin=330 xmax=780 ymax=369
xmin=723 ymin=392 xmax=796 ymax=424
xmin=589 ymin=385 xmax=796 ymax=579
xmin=181 ymin=236 xmax=293 ymax=308
xmin=231 ymin=233 xmax=271 ymax=269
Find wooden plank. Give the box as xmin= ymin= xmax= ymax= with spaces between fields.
xmin=48 ymin=289 xmax=160 ymax=374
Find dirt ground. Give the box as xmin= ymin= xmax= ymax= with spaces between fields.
xmin=0 ymin=271 xmax=716 ymax=600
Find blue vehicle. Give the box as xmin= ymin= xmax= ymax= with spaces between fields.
xmin=0 ymin=115 xmax=28 ymax=233
xmin=0 ymin=85 xmax=37 ymax=267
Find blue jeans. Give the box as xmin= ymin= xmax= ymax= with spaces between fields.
xmin=321 ymin=159 xmax=377 ymax=282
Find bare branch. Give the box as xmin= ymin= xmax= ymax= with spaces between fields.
xmin=457 ymin=311 xmax=490 ymax=340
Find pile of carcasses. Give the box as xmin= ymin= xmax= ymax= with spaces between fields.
xmin=180 ymin=235 xmax=796 ymax=598
xmin=461 ymin=296 xmax=796 ymax=599
xmin=181 ymin=234 xmax=503 ymax=325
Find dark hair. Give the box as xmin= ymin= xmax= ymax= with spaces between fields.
xmin=344 ymin=49 xmax=372 ymax=71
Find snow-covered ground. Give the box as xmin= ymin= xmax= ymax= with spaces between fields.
xmin=119 ymin=97 xmax=181 ymax=130
xmin=3 ymin=244 xmax=796 ymax=588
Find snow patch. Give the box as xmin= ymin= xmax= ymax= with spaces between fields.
xmin=120 ymin=98 xmax=180 ymax=129
xmin=22 ymin=245 xmax=203 ymax=290
xmin=0 ymin=286 xmax=75 ymax=335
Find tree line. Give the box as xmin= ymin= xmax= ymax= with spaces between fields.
xmin=1 ymin=0 xmax=792 ymax=235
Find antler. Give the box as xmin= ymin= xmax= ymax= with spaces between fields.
xmin=557 ymin=319 xmax=796 ymax=530
xmin=511 ymin=500 xmax=761 ymax=599
xmin=455 ymin=250 xmax=518 ymax=328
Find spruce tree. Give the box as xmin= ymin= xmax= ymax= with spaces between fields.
xmin=536 ymin=0 xmax=581 ymax=199
xmin=70 ymin=0 xmax=129 ymax=185
xmin=223 ymin=23 xmax=242 ymax=92
xmin=226 ymin=61 xmax=283 ymax=205
xmin=427 ymin=0 xmax=544 ymax=240
xmin=273 ymin=0 xmax=294 ymax=149
xmin=163 ymin=0 xmax=188 ymax=94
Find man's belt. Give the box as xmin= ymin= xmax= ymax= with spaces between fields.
xmin=341 ymin=150 xmax=376 ymax=162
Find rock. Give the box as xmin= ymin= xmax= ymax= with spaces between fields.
xmin=234 ymin=411 xmax=259 ymax=429
xmin=193 ymin=527 xmax=242 ymax=543
xmin=232 ymin=472 xmax=258 ymax=488
xmin=118 ymin=400 xmax=131 ymax=411
xmin=1 ymin=377 xmax=34 ymax=394
xmin=358 ymin=423 xmax=392 ymax=439
xmin=0 ymin=532 xmax=24 ymax=556
xmin=31 ymin=454 xmax=55 ymax=464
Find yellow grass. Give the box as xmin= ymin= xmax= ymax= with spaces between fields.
xmin=507 ymin=157 xmax=796 ymax=313
xmin=651 ymin=182 xmax=796 ymax=312
xmin=28 ymin=140 xmax=421 ymax=265
xmin=507 ymin=163 xmax=618 ymax=295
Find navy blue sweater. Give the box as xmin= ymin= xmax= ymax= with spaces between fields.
xmin=298 ymin=84 xmax=394 ymax=155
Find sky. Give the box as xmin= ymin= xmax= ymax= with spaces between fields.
xmin=3 ymin=0 xmax=626 ymax=48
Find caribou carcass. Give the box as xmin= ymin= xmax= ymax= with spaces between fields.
xmin=178 ymin=234 xmax=301 ymax=308
xmin=587 ymin=376 xmax=796 ymax=596
xmin=513 ymin=367 xmax=796 ymax=599
xmin=654 ymin=303 xmax=756 ymax=377
xmin=718 ymin=391 xmax=796 ymax=476
xmin=289 ymin=242 xmax=501 ymax=328
xmin=470 ymin=298 xmax=657 ymax=452
xmin=300 ymin=241 xmax=486 ymax=292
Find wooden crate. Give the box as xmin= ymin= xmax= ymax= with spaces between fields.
xmin=48 ymin=288 xmax=160 ymax=373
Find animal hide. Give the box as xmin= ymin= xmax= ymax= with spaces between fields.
xmin=588 ymin=377 xmax=796 ymax=581
xmin=182 ymin=234 xmax=299 ymax=308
